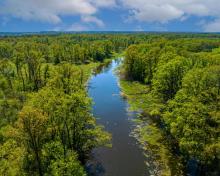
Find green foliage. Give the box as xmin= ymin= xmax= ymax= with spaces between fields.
xmin=0 ymin=34 xmax=116 ymax=175
xmin=122 ymin=36 xmax=220 ymax=175
xmin=164 ymin=66 xmax=220 ymax=163
xmin=152 ymin=56 xmax=189 ymax=101
xmin=0 ymin=139 xmax=25 ymax=176
xmin=47 ymin=154 xmax=86 ymax=176
xmin=1 ymin=33 xmax=220 ymax=175
xmin=42 ymin=142 xmax=86 ymax=176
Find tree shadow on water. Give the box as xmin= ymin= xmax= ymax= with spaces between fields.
xmin=86 ymin=160 xmax=106 ymax=176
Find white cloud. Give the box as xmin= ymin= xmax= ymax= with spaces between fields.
xmin=120 ymin=0 xmax=220 ymax=29
xmin=0 ymin=0 xmax=116 ymax=25
xmin=204 ymin=20 xmax=220 ymax=32
xmin=0 ymin=0 xmax=95 ymax=23
xmin=90 ymin=0 xmax=117 ymax=8
xmin=1 ymin=0 xmax=220 ymax=32
xmin=66 ymin=23 xmax=89 ymax=31
xmin=81 ymin=16 xmax=104 ymax=27
xmin=52 ymin=23 xmax=89 ymax=31
xmin=131 ymin=4 xmax=183 ymax=23
xmin=180 ymin=15 xmax=189 ymax=22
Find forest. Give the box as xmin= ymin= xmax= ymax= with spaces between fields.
xmin=120 ymin=35 xmax=220 ymax=175
xmin=0 ymin=33 xmax=219 ymax=176
xmin=0 ymin=34 xmax=125 ymax=175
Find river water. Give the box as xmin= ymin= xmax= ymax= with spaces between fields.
xmin=87 ymin=59 xmax=148 ymax=176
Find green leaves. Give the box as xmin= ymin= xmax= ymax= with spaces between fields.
xmin=122 ymin=38 xmax=220 ymax=174
xmin=0 ymin=139 xmax=25 ymax=176
xmin=164 ymin=65 xmax=220 ymax=163
xmin=42 ymin=141 xmax=86 ymax=176
xmin=0 ymin=34 xmax=114 ymax=175
xmin=152 ymin=56 xmax=189 ymax=101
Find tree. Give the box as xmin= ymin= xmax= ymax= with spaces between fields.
xmin=164 ymin=66 xmax=220 ymax=170
xmin=17 ymin=106 xmax=49 ymax=176
xmin=42 ymin=141 xmax=86 ymax=176
xmin=152 ymin=56 xmax=189 ymax=101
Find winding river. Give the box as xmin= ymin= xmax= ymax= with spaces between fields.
xmin=86 ymin=59 xmax=148 ymax=176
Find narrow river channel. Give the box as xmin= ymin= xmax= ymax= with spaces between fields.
xmin=87 ymin=59 xmax=148 ymax=176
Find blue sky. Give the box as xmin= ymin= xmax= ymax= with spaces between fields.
xmin=0 ymin=0 xmax=220 ymax=32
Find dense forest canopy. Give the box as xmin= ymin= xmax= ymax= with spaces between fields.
xmin=121 ymin=33 xmax=220 ymax=175
xmin=0 ymin=33 xmax=122 ymax=175
xmin=0 ymin=33 xmax=219 ymax=176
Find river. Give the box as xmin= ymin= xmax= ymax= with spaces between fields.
xmin=86 ymin=59 xmax=148 ymax=176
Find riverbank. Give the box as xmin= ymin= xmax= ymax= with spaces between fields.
xmin=118 ymin=75 xmax=184 ymax=176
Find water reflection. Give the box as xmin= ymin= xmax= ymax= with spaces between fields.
xmin=87 ymin=59 xmax=148 ymax=176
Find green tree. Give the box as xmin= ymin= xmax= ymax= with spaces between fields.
xmin=17 ymin=106 xmax=49 ymax=176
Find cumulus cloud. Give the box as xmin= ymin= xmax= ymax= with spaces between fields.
xmin=204 ymin=20 xmax=220 ymax=32
xmin=120 ymin=0 xmax=220 ymax=31
xmin=1 ymin=0 xmax=220 ymax=32
xmin=81 ymin=16 xmax=104 ymax=27
xmin=0 ymin=0 xmax=116 ymax=25
xmin=0 ymin=0 xmax=94 ymax=23
xmin=123 ymin=1 xmax=183 ymax=23
xmin=90 ymin=0 xmax=117 ymax=8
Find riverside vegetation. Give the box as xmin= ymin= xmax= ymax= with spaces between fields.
xmin=0 ymin=34 xmax=124 ymax=175
xmin=0 ymin=33 xmax=219 ymax=176
xmin=120 ymin=36 xmax=220 ymax=175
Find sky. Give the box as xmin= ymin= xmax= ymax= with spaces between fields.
xmin=0 ymin=0 xmax=220 ymax=32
